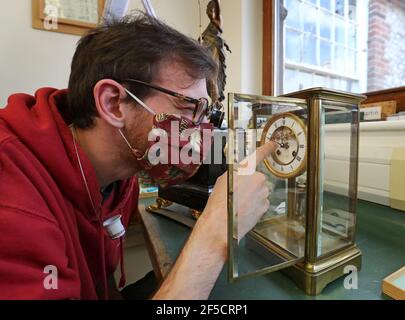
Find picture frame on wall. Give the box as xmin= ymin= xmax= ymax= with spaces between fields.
xmin=32 ymin=0 xmax=106 ymax=36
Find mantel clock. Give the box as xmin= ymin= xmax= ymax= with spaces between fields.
xmin=228 ymin=88 xmax=366 ymax=295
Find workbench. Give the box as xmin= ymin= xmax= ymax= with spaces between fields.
xmin=139 ymin=198 xmax=405 ymax=300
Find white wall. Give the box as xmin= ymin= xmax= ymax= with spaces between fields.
xmin=129 ymin=0 xmax=200 ymax=37
xmin=0 ymin=1 xmax=79 ymax=107
xmin=203 ymin=0 xmax=263 ymax=96
xmin=241 ymin=0 xmax=263 ymax=95
xmin=132 ymin=0 xmax=263 ymax=96
xmin=0 ymin=0 xmax=263 ymax=107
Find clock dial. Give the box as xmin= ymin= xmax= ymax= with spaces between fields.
xmin=261 ymin=113 xmax=307 ymax=178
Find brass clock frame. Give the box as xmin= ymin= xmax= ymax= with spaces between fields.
xmin=260 ymin=112 xmax=307 ymax=179
xmin=227 ymin=88 xmax=366 ymax=295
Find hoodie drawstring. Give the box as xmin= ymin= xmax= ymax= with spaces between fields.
xmin=100 ymin=222 xmax=127 ymax=299
xmin=99 ymin=223 xmax=109 ymax=300
xmin=119 ymin=237 xmax=126 ymax=289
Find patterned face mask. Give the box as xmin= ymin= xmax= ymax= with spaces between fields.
xmin=119 ymin=89 xmax=213 ymax=187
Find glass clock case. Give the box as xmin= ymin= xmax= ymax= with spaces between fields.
xmin=227 ymin=88 xmax=365 ymax=295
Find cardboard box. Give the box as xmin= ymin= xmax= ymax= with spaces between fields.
xmin=361 ymin=100 xmax=397 ymax=120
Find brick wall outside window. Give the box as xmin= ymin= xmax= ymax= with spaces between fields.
xmin=368 ymin=0 xmax=405 ymax=91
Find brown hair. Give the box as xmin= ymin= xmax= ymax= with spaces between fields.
xmin=67 ymin=12 xmax=217 ymax=129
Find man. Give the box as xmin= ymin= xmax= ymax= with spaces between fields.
xmin=0 ymin=14 xmax=274 ymax=300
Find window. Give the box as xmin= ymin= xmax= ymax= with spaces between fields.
xmin=263 ymin=0 xmax=405 ymax=95
xmin=282 ymin=0 xmax=367 ymax=94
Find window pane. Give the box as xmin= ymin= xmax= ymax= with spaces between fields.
xmin=303 ymin=2 xmax=317 ymax=35
xmin=298 ymin=71 xmax=313 ymax=90
xmin=320 ymin=11 xmax=332 ymax=39
xmin=334 ymin=45 xmax=346 ymax=71
xmin=348 ymin=80 xmax=359 ymax=92
xmin=335 ymin=18 xmax=346 ymax=44
xmin=314 ymin=74 xmax=330 ymax=87
xmin=347 ymin=49 xmax=356 ymax=75
xmin=348 ymin=0 xmax=357 ymax=21
xmin=332 ymin=77 xmax=345 ymax=90
xmin=335 ymin=0 xmax=345 ymax=16
xmin=320 ymin=0 xmax=332 ymax=10
xmin=284 ymin=69 xmax=316 ymax=92
xmin=284 ymin=68 xmax=301 ymax=93
xmin=286 ymin=29 xmax=301 ymax=62
xmin=320 ymin=40 xmax=332 ymax=68
xmin=303 ymin=34 xmax=317 ymax=65
xmin=348 ymin=24 xmax=356 ymax=49
xmin=285 ymin=0 xmax=301 ymax=30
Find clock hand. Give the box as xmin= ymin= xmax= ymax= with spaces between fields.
xmin=272 ymin=140 xmax=286 ymax=148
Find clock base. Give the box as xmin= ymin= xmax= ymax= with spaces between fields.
xmin=283 ymin=245 xmax=362 ymax=295
xmin=245 ymin=229 xmax=361 ymax=296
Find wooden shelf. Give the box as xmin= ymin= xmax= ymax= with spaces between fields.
xmin=363 ymin=86 xmax=405 ymax=113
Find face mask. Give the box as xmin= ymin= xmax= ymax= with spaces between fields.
xmin=119 ymin=88 xmax=214 ymax=188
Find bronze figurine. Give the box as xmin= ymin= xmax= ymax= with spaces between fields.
xmin=200 ymin=0 xmax=231 ymax=108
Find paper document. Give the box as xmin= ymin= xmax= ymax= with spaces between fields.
xmin=45 ymin=0 xmax=99 ymax=24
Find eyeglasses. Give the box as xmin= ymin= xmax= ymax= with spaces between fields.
xmin=123 ymin=79 xmax=213 ymax=125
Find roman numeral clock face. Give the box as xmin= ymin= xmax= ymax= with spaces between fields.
xmin=260 ymin=113 xmax=307 ymax=179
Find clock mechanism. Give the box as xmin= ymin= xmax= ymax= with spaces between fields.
xmin=260 ymin=112 xmax=307 ymax=179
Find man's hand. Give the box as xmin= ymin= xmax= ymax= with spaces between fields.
xmin=152 ymin=141 xmax=276 ymax=300
xmin=202 ymin=141 xmax=277 ymax=244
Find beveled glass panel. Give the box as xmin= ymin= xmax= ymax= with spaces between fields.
xmin=228 ymin=93 xmax=308 ymax=280
xmin=317 ymin=100 xmax=360 ymax=257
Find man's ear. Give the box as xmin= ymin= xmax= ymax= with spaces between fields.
xmin=93 ymin=79 xmax=129 ymax=129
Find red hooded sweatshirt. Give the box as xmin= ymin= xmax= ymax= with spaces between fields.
xmin=0 ymin=88 xmax=139 ymax=300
